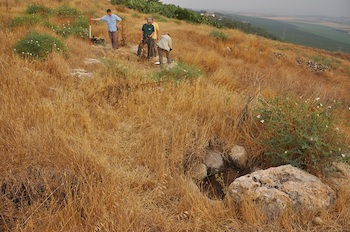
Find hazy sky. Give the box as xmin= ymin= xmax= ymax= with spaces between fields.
xmin=160 ymin=0 xmax=350 ymax=17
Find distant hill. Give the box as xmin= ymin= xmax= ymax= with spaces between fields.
xmin=226 ymin=14 xmax=350 ymax=53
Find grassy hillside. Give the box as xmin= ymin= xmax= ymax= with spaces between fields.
xmin=229 ymin=14 xmax=350 ymax=53
xmin=1 ymin=0 xmax=350 ymax=231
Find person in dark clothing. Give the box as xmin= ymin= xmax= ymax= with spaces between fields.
xmin=137 ymin=17 xmax=155 ymax=60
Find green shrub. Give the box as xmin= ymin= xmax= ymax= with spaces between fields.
xmin=209 ymin=29 xmax=228 ymax=40
xmin=56 ymin=6 xmax=81 ymax=17
xmin=25 ymin=3 xmax=53 ymax=16
xmin=152 ymin=62 xmax=203 ymax=84
xmin=255 ymin=95 xmax=349 ymax=174
xmin=13 ymin=31 xmax=67 ymax=60
xmin=10 ymin=15 xmax=42 ymax=29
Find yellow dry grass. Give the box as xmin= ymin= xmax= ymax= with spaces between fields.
xmin=1 ymin=0 xmax=350 ymax=231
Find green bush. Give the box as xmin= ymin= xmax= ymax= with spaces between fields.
xmin=25 ymin=3 xmax=53 ymax=16
xmin=10 ymin=15 xmax=42 ymax=29
xmin=255 ymin=95 xmax=349 ymax=174
xmin=13 ymin=31 xmax=67 ymax=60
xmin=152 ymin=62 xmax=203 ymax=84
xmin=209 ymin=29 xmax=228 ymax=40
xmin=56 ymin=6 xmax=81 ymax=17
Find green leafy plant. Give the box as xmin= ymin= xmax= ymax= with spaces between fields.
xmin=25 ymin=3 xmax=53 ymax=16
xmin=56 ymin=6 xmax=81 ymax=17
xmin=10 ymin=15 xmax=42 ymax=29
xmin=13 ymin=31 xmax=67 ymax=60
xmin=209 ymin=29 xmax=228 ymax=40
xmin=255 ymin=95 xmax=349 ymax=174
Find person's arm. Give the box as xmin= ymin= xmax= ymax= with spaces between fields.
xmin=169 ymin=37 xmax=172 ymax=51
xmin=116 ymin=18 xmax=122 ymax=27
xmin=91 ymin=18 xmax=101 ymax=21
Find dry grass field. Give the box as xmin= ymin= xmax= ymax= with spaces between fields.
xmin=1 ymin=0 xmax=350 ymax=231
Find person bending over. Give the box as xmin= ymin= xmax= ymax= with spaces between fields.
xmin=157 ymin=33 xmax=172 ymax=68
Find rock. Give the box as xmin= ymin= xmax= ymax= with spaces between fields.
xmin=84 ymin=58 xmax=101 ymax=65
xmin=313 ymin=217 xmax=323 ymax=225
xmin=223 ymin=46 xmax=233 ymax=55
xmin=227 ymin=165 xmax=336 ymax=215
xmin=204 ymin=151 xmax=224 ymax=175
xmin=71 ymin=69 xmax=92 ymax=79
xmin=230 ymin=145 xmax=248 ymax=170
xmin=330 ymin=162 xmax=350 ymax=188
xmin=48 ymin=87 xmax=59 ymax=94
xmin=191 ymin=163 xmax=208 ymax=181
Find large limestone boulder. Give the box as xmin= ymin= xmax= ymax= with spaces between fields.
xmin=204 ymin=151 xmax=224 ymax=175
xmin=228 ymin=165 xmax=336 ymax=214
xmin=229 ymin=145 xmax=248 ymax=170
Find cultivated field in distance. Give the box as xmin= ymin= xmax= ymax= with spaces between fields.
xmin=230 ymin=14 xmax=350 ymax=53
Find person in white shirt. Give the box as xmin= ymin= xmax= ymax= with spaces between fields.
xmin=156 ymin=33 xmax=172 ymax=68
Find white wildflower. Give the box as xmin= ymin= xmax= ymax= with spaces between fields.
xmin=260 ymin=119 xmax=264 ymax=123
xmin=342 ymin=154 xmax=346 ymax=158
xmin=257 ymin=115 xmax=261 ymax=119
xmin=315 ymin=97 xmax=320 ymax=101
xmin=328 ymin=106 xmax=332 ymax=108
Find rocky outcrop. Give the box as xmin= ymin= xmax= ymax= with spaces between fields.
xmin=271 ymin=52 xmax=287 ymax=59
xmin=228 ymin=165 xmax=336 ymax=215
xmin=297 ymin=59 xmax=331 ymax=72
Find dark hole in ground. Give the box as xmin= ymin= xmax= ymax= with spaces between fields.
xmin=199 ymin=165 xmax=250 ymax=200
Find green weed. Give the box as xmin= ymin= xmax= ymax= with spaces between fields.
xmin=209 ymin=29 xmax=228 ymax=40
xmin=25 ymin=3 xmax=53 ymax=17
xmin=255 ymin=95 xmax=349 ymax=175
xmin=152 ymin=62 xmax=203 ymax=84
xmin=10 ymin=15 xmax=42 ymax=29
xmin=56 ymin=6 xmax=81 ymax=17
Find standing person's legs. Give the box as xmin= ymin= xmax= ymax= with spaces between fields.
xmin=111 ymin=31 xmax=117 ymax=49
xmin=166 ymin=50 xmax=171 ymax=63
xmin=147 ymin=38 xmax=152 ymax=60
xmin=158 ymin=47 xmax=164 ymax=68
xmin=152 ymin=38 xmax=157 ymax=57
xmin=108 ymin=31 xmax=117 ymax=49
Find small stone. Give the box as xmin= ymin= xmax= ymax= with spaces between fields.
xmin=204 ymin=151 xmax=224 ymax=175
xmin=192 ymin=163 xmax=208 ymax=181
xmin=230 ymin=145 xmax=248 ymax=170
xmin=313 ymin=217 xmax=323 ymax=225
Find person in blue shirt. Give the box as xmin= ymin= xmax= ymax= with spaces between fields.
xmin=92 ymin=9 xmax=122 ymax=50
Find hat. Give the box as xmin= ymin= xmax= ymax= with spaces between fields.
xmin=147 ymin=17 xmax=152 ymax=23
